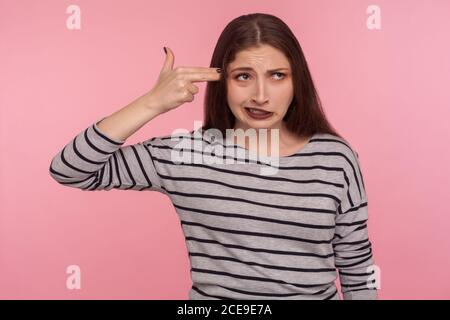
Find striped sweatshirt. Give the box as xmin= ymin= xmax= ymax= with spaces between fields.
xmin=49 ymin=118 xmax=378 ymax=300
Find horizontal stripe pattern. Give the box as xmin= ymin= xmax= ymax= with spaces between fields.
xmin=49 ymin=118 xmax=377 ymax=300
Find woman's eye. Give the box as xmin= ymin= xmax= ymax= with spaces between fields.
xmin=235 ymin=72 xmax=286 ymax=81
xmin=235 ymin=73 xmax=248 ymax=81
xmin=272 ymin=72 xmax=286 ymax=80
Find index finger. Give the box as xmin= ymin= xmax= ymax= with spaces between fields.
xmin=185 ymin=71 xmax=222 ymax=83
xmin=183 ymin=67 xmax=221 ymax=73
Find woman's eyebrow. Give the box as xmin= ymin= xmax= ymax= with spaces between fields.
xmin=230 ymin=67 xmax=290 ymax=73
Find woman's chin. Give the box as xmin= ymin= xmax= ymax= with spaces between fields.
xmin=242 ymin=122 xmax=278 ymax=131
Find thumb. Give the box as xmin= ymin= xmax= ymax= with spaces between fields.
xmin=160 ymin=46 xmax=174 ymax=74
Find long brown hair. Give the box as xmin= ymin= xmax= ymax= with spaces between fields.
xmin=202 ymin=13 xmax=343 ymax=140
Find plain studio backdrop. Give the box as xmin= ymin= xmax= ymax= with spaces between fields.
xmin=1 ymin=0 xmax=449 ymax=299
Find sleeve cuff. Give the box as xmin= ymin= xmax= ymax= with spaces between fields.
xmin=93 ymin=117 xmax=126 ymax=145
xmin=343 ymin=289 xmax=378 ymax=300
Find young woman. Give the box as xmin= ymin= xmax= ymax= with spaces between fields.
xmin=49 ymin=13 xmax=378 ymax=300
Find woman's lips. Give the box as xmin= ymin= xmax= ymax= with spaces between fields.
xmin=244 ymin=107 xmax=273 ymax=120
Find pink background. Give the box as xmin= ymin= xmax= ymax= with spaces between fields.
xmin=1 ymin=0 xmax=449 ymax=299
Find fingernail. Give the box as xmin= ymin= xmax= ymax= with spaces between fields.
xmin=216 ymin=68 xmax=221 ymax=73
xmin=163 ymin=47 xmax=167 ymax=54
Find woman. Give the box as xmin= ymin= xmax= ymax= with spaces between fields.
xmin=49 ymin=13 xmax=378 ymax=300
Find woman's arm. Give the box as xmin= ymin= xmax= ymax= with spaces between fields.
xmin=49 ymin=46 xmax=219 ymax=193
xmin=95 ymin=94 xmax=162 ymax=142
xmin=48 ymin=96 xmax=172 ymax=193
xmin=332 ymin=149 xmax=379 ymax=300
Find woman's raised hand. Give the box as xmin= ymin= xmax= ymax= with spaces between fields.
xmin=143 ymin=47 xmax=221 ymax=114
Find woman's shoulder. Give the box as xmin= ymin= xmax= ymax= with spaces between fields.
xmin=310 ymin=132 xmax=361 ymax=160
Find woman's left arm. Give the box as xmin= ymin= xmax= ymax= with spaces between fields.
xmin=332 ymin=149 xmax=379 ymax=300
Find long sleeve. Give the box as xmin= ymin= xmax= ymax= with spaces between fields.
xmin=332 ymin=149 xmax=379 ymax=300
xmin=49 ymin=118 xmax=171 ymax=195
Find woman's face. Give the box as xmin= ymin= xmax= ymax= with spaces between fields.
xmin=226 ymin=44 xmax=294 ymax=132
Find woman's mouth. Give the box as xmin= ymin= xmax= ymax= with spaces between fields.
xmin=244 ymin=107 xmax=273 ymax=120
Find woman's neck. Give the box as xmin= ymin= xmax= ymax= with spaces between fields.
xmin=231 ymin=122 xmax=298 ymax=156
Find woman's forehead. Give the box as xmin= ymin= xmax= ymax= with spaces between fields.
xmin=228 ymin=46 xmax=290 ymax=70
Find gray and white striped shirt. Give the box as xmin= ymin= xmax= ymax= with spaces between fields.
xmin=49 ymin=118 xmax=378 ymax=300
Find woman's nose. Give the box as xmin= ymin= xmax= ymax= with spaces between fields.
xmin=252 ymin=81 xmax=269 ymax=105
